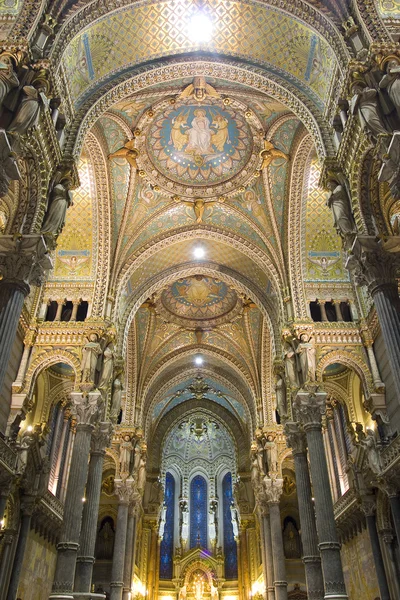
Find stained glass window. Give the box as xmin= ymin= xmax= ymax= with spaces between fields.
xmin=222 ymin=472 xmax=238 ymax=579
xmin=190 ymin=475 xmax=208 ymax=549
xmin=160 ymin=472 xmax=175 ymax=579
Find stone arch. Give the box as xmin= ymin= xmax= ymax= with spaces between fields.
xmin=39 ymin=379 xmax=74 ymax=423
xmin=23 ymin=349 xmax=80 ymax=398
xmin=183 ymin=559 xmax=216 ymax=588
xmin=316 ymin=349 xmax=374 ymax=396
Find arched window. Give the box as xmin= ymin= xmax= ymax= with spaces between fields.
xmin=222 ymin=472 xmax=238 ymax=579
xmin=190 ymin=475 xmax=207 ymax=549
xmin=160 ymin=472 xmax=175 ymax=579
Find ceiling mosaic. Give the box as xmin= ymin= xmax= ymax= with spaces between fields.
xmin=60 ymin=0 xmax=337 ymax=108
xmin=377 ymin=0 xmax=400 ymax=18
xmin=158 ymin=275 xmax=241 ymax=329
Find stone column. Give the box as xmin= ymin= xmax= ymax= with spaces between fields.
xmin=264 ymin=478 xmax=287 ymax=600
xmin=319 ymin=301 xmax=328 ymax=322
xmin=0 ymin=529 xmax=16 ymax=600
xmin=122 ymin=500 xmax=139 ymax=600
xmin=54 ymin=299 xmax=65 ymax=321
xmin=70 ymin=300 xmax=81 ymax=322
xmin=346 ymin=240 xmax=400 ymax=401
xmin=384 ymin=484 xmax=400 ymax=548
xmin=6 ymin=495 xmax=35 ymax=600
xmin=260 ymin=503 xmax=275 ymax=600
xmin=74 ymin=422 xmax=113 ymax=593
xmin=362 ymin=498 xmax=391 ymax=600
xmin=294 ymin=390 xmax=348 ymax=600
xmin=110 ymin=479 xmax=134 ymax=600
xmin=285 ymin=422 xmax=324 ymax=600
xmin=49 ymin=392 xmax=101 ymax=600
xmin=147 ymin=523 xmax=159 ymax=600
xmin=0 ymin=474 xmax=13 ymax=523
xmin=239 ymin=522 xmax=250 ymax=600
xmin=0 ymin=235 xmax=51 ymax=391
xmin=333 ymin=301 xmax=342 ymax=322
xmin=256 ymin=507 xmax=269 ymax=599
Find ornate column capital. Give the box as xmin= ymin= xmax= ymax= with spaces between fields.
xmin=0 ymin=235 xmax=52 ymax=292
xmin=114 ymin=477 xmax=135 ymax=505
xmin=284 ymin=421 xmax=307 ymax=455
xmin=360 ymin=494 xmax=377 ymax=518
xmin=346 ymin=236 xmax=400 ymax=296
xmin=293 ymin=389 xmax=327 ymax=431
xmin=263 ymin=476 xmax=283 ymax=505
xmin=91 ymin=421 xmax=113 ymax=455
xmin=70 ymin=391 xmax=103 ymax=428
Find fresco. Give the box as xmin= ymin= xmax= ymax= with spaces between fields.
xmin=148 ymin=103 xmax=251 ymax=185
xmin=61 ymin=1 xmax=337 ymax=107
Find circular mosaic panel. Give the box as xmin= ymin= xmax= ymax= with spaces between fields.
xmin=159 ymin=275 xmax=241 ymax=328
xmin=147 ymin=103 xmax=252 ymax=186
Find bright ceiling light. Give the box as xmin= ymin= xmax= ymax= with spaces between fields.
xmin=193 ymin=246 xmax=205 ymax=259
xmin=188 ymin=13 xmax=213 ymax=43
xmin=194 ymin=356 xmax=203 ymax=366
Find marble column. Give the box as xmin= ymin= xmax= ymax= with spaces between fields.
xmin=122 ymin=500 xmax=139 ymax=600
xmin=6 ymin=495 xmax=35 ymax=600
xmin=285 ymin=422 xmax=324 ymax=600
xmin=260 ymin=504 xmax=275 ymax=600
xmin=294 ymin=390 xmax=347 ymax=600
xmin=333 ymin=301 xmax=342 ymax=322
xmin=387 ymin=488 xmax=400 ymax=545
xmin=319 ymin=301 xmax=328 ymax=322
xmin=362 ymin=498 xmax=391 ymax=600
xmin=74 ymin=422 xmax=113 ymax=593
xmin=110 ymin=479 xmax=134 ymax=600
xmin=0 ymin=529 xmax=16 ymax=600
xmin=49 ymin=392 xmax=101 ymax=600
xmin=264 ymin=478 xmax=287 ymax=600
xmin=70 ymin=300 xmax=81 ymax=322
xmin=257 ymin=507 xmax=269 ymax=599
xmin=147 ymin=523 xmax=158 ymax=600
xmin=346 ymin=240 xmax=400 ymax=402
xmin=0 ymin=235 xmax=51 ymax=391
xmin=239 ymin=522 xmax=250 ymax=600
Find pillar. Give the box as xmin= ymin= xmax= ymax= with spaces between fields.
xmin=333 ymin=301 xmax=342 ymax=322
xmin=319 ymin=301 xmax=328 ymax=322
xmin=0 ymin=235 xmax=50 ymax=391
xmin=384 ymin=485 xmax=400 ymax=548
xmin=294 ymin=390 xmax=348 ymax=600
xmin=122 ymin=501 xmax=139 ymax=600
xmin=260 ymin=505 xmax=275 ymax=600
xmin=6 ymin=495 xmax=35 ymax=600
xmin=257 ymin=507 xmax=269 ymax=599
xmin=49 ymin=392 xmax=101 ymax=600
xmin=147 ymin=524 xmax=158 ymax=600
xmin=263 ymin=478 xmax=287 ymax=600
xmin=70 ymin=299 xmax=81 ymax=322
xmin=74 ymin=422 xmax=112 ymax=593
xmin=239 ymin=522 xmax=250 ymax=600
xmin=0 ymin=530 xmax=16 ymax=600
xmin=346 ymin=241 xmax=400 ymax=402
xmin=285 ymin=422 xmax=324 ymax=600
xmin=362 ymin=499 xmax=391 ymax=600
xmin=54 ymin=299 xmax=65 ymax=321
xmin=110 ymin=479 xmax=134 ymax=600
xmin=0 ymin=475 xmax=12 ymax=523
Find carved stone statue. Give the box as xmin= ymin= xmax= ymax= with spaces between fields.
xmin=326 ymin=177 xmax=356 ymax=237
xmin=178 ymin=585 xmax=187 ymax=600
xmin=119 ymin=434 xmax=133 ymax=477
xmin=361 ymin=429 xmax=382 ymax=474
xmin=41 ymin=180 xmax=73 ymax=235
xmin=137 ymin=444 xmax=147 ymax=492
xmin=210 ymin=582 xmax=219 ymax=600
xmin=379 ymin=58 xmax=400 ymax=120
xmin=98 ymin=344 xmax=114 ymax=391
xmin=230 ymin=502 xmax=239 ymax=539
xmin=0 ymin=55 xmax=19 ymax=108
xmin=110 ymin=377 xmax=123 ymax=421
xmin=81 ymin=334 xmax=102 ymax=383
xmin=349 ymin=82 xmax=390 ymax=141
xmin=8 ymin=85 xmax=48 ymax=135
xmin=284 ymin=341 xmax=299 ymax=388
xmin=296 ymin=334 xmax=316 ymax=384
xmin=0 ymin=128 xmax=21 ymax=198
xmin=250 ymin=442 xmax=260 ymax=487
xmin=159 ymin=503 xmax=167 ymax=539
xmin=255 ymin=431 xmax=266 ymax=476
xmin=378 ymin=131 xmax=400 ymax=201
xmin=180 ymin=500 xmax=189 ymax=546
xmin=264 ymin=434 xmax=278 ymax=475
xmin=275 ymin=375 xmax=287 ymax=417
xmin=209 ymin=501 xmax=217 ymax=545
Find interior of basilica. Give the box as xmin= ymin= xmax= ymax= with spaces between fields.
xmin=1 ymin=2 xmax=400 ymax=600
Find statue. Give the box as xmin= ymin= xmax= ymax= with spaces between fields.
xmin=159 ymin=503 xmax=167 ymax=539
xmin=361 ymin=429 xmax=382 ymax=475
xmin=296 ymin=334 xmax=316 ymax=384
xmin=179 ymin=76 xmax=220 ymax=102
xmin=98 ymin=344 xmax=114 ymax=391
xmin=210 ymin=582 xmax=219 ymax=600
xmin=379 ymin=58 xmax=400 ymax=120
xmin=264 ymin=434 xmax=278 ymax=475
xmin=250 ymin=443 xmax=260 ymax=487
xmin=8 ymin=85 xmax=49 ymax=136
xmin=81 ymin=333 xmax=102 ymax=383
xmin=209 ymin=502 xmax=217 ymax=546
xmin=41 ymin=179 xmax=73 ymax=235
xmin=255 ymin=430 xmax=266 ymax=475
xmin=349 ymin=81 xmax=390 ymax=142
xmin=0 ymin=55 xmax=19 ymax=108
xmin=178 ymin=586 xmax=187 ymax=600
xmin=378 ymin=131 xmax=400 ymax=201
xmin=230 ymin=502 xmax=239 ymax=539
xmin=259 ymin=139 xmax=288 ymax=169
xmin=326 ymin=176 xmax=356 ymax=237
xmin=180 ymin=500 xmax=189 ymax=546
xmin=284 ymin=341 xmax=299 ymax=388
xmin=0 ymin=128 xmax=21 ymax=198
xmin=275 ymin=374 xmax=287 ymax=418
xmin=119 ymin=434 xmax=133 ymax=477
xmin=137 ymin=444 xmax=147 ymax=492
xmin=110 ymin=377 xmax=123 ymax=421
xmin=108 ymin=140 xmax=139 ymax=169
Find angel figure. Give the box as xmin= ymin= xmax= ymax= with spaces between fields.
xmin=56 ymin=252 xmax=90 ymax=275
xmin=179 ymin=76 xmax=220 ymax=102
xmin=211 ymin=114 xmax=229 ymax=151
xmin=260 ymin=139 xmax=288 ymax=169
xmin=0 ymin=55 xmax=19 ymax=108
xmin=81 ymin=333 xmax=102 ymax=383
xmin=308 ymin=254 xmax=341 ymax=274
xmin=326 ymin=175 xmax=356 ymax=237
xmin=8 ymin=85 xmax=49 ymax=136
xmin=108 ymin=140 xmax=139 ymax=169
xmin=379 ymin=57 xmax=400 ymax=120
xmin=175 ymin=196 xmax=224 ymax=223
xmin=169 ymin=112 xmax=189 ymax=150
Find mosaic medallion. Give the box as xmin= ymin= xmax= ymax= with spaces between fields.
xmin=147 ymin=104 xmax=251 ymax=186
xmin=158 ymin=275 xmax=242 ymax=328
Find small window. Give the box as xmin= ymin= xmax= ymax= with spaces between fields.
xmin=76 ymin=301 xmax=89 ymax=321
xmin=45 ymin=300 xmax=58 ymax=321
xmin=309 ymin=301 xmax=321 ymax=322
